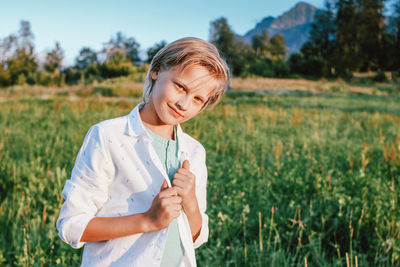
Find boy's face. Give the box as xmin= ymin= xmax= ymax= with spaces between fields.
xmin=148 ymin=65 xmax=217 ymax=126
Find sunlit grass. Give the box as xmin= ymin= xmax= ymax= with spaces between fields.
xmin=0 ymin=92 xmax=399 ymax=266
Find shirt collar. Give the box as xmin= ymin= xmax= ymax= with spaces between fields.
xmin=125 ymin=102 xmax=189 ymax=153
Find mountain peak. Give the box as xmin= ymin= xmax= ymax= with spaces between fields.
xmin=270 ymin=2 xmax=317 ymax=29
xmin=242 ymin=2 xmax=319 ymax=53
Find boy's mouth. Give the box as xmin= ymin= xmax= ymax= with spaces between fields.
xmin=168 ymin=105 xmax=183 ymax=117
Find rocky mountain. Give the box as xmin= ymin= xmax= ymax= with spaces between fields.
xmin=242 ymin=2 xmax=319 ymax=54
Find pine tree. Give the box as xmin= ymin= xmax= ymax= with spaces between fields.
xmin=356 ymin=0 xmax=386 ymax=71
xmin=335 ymin=0 xmax=360 ymax=73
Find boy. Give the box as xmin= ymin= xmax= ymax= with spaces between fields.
xmin=57 ymin=37 xmax=230 ymax=266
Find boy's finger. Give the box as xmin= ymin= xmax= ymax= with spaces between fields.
xmin=172 ymin=186 xmax=186 ymax=197
xmin=172 ymin=178 xmax=186 ymax=189
xmin=176 ymin=168 xmax=191 ymax=175
xmin=170 ymin=196 xmax=183 ymax=204
xmin=160 ymin=180 xmax=169 ymax=191
xmin=159 ymin=187 xmax=178 ymax=197
xmin=182 ymin=160 xmax=190 ymax=170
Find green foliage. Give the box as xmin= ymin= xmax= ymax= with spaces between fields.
xmin=289 ymin=51 xmax=330 ymax=78
xmin=93 ymin=86 xmax=115 ymax=97
xmin=146 ymin=40 xmax=167 ymax=63
xmin=247 ymin=58 xmax=275 ymax=77
xmin=44 ymin=42 xmax=64 ymax=73
xmin=273 ymin=59 xmax=290 ymax=77
xmin=251 ymin=30 xmax=270 ymax=58
xmin=372 ymin=69 xmax=388 ymax=82
xmin=104 ymin=32 xmax=141 ymax=65
xmin=7 ymin=47 xmax=38 ymax=85
xmin=210 ymin=17 xmax=250 ymax=76
xmin=269 ymin=34 xmax=286 ymax=60
xmin=75 ymin=47 xmax=97 ymax=70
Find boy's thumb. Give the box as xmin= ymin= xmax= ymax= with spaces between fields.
xmin=160 ymin=180 xmax=168 ymax=191
xmin=182 ymin=160 xmax=190 ymax=170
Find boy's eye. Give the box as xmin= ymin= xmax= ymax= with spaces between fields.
xmin=175 ymin=83 xmax=185 ymax=90
xmin=194 ymin=97 xmax=204 ymax=103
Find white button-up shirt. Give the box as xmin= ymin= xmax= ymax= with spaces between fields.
xmin=56 ymin=102 xmax=209 ymax=267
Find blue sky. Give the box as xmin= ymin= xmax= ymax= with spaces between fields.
xmin=1 ymin=0 xmax=324 ymax=66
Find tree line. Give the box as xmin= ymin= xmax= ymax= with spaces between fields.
xmin=0 ymin=0 xmax=399 ymax=88
xmin=210 ymin=0 xmax=400 ymax=80
xmin=293 ymin=0 xmax=400 ymax=79
xmin=0 ymin=21 xmax=159 ymax=87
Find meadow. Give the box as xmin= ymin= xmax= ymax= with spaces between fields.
xmin=0 ymin=83 xmax=399 ymax=266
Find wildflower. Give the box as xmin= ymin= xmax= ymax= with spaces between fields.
xmin=218 ymin=221 xmax=222 ymax=226
xmin=242 ymin=198 xmax=246 ymax=202
xmin=274 ymin=172 xmax=278 ymax=176
xmin=275 ymin=207 xmax=279 ymax=211
xmin=241 ymin=192 xmax=245 ymax=196
xmin=226 ymin=246 xmax=230 ymax=250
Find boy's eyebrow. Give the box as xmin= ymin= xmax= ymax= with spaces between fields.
xmin=173 ymin=78 xmax=189 ymax=90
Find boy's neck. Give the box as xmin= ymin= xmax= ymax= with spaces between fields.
xmin=139 ymin=104 xmax=175 ymax=140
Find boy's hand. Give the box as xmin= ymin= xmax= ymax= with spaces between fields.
xmin=172 ymin=160 xmax=198 ymax=213
xmin=145 ymin=180 xmax=182 ymax=230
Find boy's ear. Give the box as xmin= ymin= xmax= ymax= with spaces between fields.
xmin=150 ymin=71 xmax=158 ymax=80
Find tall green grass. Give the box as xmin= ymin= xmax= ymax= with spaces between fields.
xmin=0 ymin=92 xmax=399 ymax=266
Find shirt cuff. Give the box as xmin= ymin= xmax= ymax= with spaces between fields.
xmin=57 ymin=213 xmax=94 ymax=249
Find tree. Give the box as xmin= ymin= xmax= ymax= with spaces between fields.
xmin=334 ymin=0 xmax=387 ymax=72
xmin=2 ymin=20 xmax=37 ymax=85
xmin=103 ymin=32 xmax=140 ymax=65
xmin=0 ymin=34 xmax=18 ymax=62
xmin=307 ymin=1 xmax=336 ymax=73
xmin=209 ymin=17 xmax=253 ymax=76
xmin=209 ymin=17 xmax=236 ymax=60
xmin=146 ymin=40 xmax=167 ymax=63
xmin=18 ymin=20 xmax=34 ymax=53
xmin=356 ymin=0 xmax=386 ymax=71
xmin=394 ymin=0 xmax=400 ymax=70
xmin=297 ymin=1 xmax=336 ymax=77
xmin=75 ymin=47 xmax=97 ymax=69
xmin=334 ymin=0 xmax=361 ymax=73
xmin=269 ymin=34 xmax=287 ymax=60
xmin=251 ymin=30 xmax=269 ymax=57
xmin=6 ymin=46 xmax=37 ymax=85
xmin=44 ymin=42 xmax=64 ymax=73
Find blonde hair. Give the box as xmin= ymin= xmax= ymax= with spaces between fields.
xmin=142 ymin=37 xmax=231 ymax=109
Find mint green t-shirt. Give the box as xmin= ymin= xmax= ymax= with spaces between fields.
xmin=145 ymin=125 xmax=185 ymax=267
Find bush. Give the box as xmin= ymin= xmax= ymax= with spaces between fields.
xmin=289 ymin=53 xmax=305 ymax=74
xmin=248 ymin=58 xmax=274 ymax=77
xmin=273 ymin=59 xmax=290 ymax=77
xmin=93 ymin=86 xmax=115 ymax=97
xmin=372 ymin=70 xmax=388 ymax=82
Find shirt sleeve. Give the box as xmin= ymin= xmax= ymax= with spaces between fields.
xmin=193 ymin=146 xmax=209 ymax=249
xmin=56 ymin=125 xmax=115 ymax=249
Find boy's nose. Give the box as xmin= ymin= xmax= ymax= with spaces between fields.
xmin=176 ymin=96 xmax=190 ymax=111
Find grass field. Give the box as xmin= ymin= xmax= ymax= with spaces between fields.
xmin=0 ymin=85 xmax=399 ymax=266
